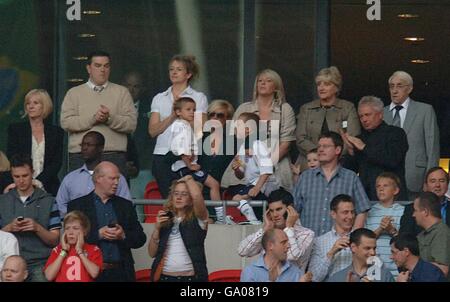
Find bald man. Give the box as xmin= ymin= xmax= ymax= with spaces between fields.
xmin=1 ymin=255 xmax=28 ymax=282
xmin=68 ymin=161 xmax=146 ymax=282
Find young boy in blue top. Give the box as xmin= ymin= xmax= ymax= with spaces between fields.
xmin=365 ymin=172 xmax=405 ymax=277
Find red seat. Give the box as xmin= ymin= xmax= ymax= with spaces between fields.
xmin=135 ymin=269 xmax=152 ymax=282
xmin=221 ymin=190 xmax=247 ymax=223
xmin=143 ymin=181 xmax=164 ymax=223
xmin=208 ymin=269 xmax=242 ymax=282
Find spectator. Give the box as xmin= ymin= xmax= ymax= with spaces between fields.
xmin=44 ymin=210 xmax=102 ymax=282
xmin=293 ymin=131 xmax=371 ymax=235
xmin=308 ymin=194 xmax=355 ymax=282
xmin=364 ymin=172 xmax=405 ymax=277
xmin=342 ymin=96 xmax=409 ymax=200
xmin=149 ymin=55 xmax=208 ymax=198
xmin=0 ymin=230 xmax=19 ymax=271
xmin=0 ymin=154 xmax=61 ymax=282
xmin=383 ymin=71 xmax=440 ymax=200
xmin=0 ymin=255 xmax=28 ymax=282
xmin=148 ymin=175 xmax=209 ymax=282
xmin=400 ymin=167 xmax=450 ymax=236
xmin=413 ymin=192 xmax=450 ymax=278
xmin=228 ymin=112 xmax=280 ymax=223
xmin=292 ymin=148 xmax=319 ymax=184
xmin=240 ymin=228 xmax=311 ymax=282
xmin=60 ymin=50 xmax=137 ymax=178
xmin=296 ymin=66 xmax=360 ymax=172
xmin=168 ymin=97 xmax=221 ymax=201
xmin=222 ymin=69 xmax=296 ymax=193
xmin=390 ymin=233 xmax=446 ymax=282
xmin=55 ymin=131 xmax=131 ymax=217
xmin=122 ymin=71 xmax=152 ymax=175
xmin=238 ymin=188 xmax=314 ymax=270
xmin=197 ymin=99 xmax=236 ymax=200
xmin=67 ymin=161 xmax=146 ymax=282
xmin=7 ymin=89 xmax=64 ymax=196
xmin=327 ymin=228 xmax=394 ymax=282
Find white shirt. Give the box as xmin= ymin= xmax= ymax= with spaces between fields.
xmin=86 ymin=79 xmax=109 ymax=91
xmin=169 ymin=119 xmax=198 ymax=171
xmin=163 ymin=217 xmax=207 ymax=273
xmin=389 ymin=97 xmax=411 ymax=128
xmin=0 ymin=230 xmax=20 ymax=271
xmin=151 ymin=86 xmax=208 ymax=155
xmin=238 ymin=140 xmax=279 ymax=196
xmin=237 ymin=220 xmax=314 ymax=270
xmin=31 ymin=135 xmax=45 ymax=179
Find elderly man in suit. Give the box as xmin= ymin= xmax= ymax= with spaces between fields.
xmin=383 ymin=71 xmax=440 ymax=200
xmin=68 ymin=161 xmax=146 ymax=282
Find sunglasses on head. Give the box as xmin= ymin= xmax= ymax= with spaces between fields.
xmin=208 ymin=112 xmax=226 ymax=119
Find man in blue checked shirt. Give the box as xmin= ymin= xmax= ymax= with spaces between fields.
xmin=0 ymin=154 xmax=61 ymax=282
xmin=293 ymin=131 xmax=371 ymax=236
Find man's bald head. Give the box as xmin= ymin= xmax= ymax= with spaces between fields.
xmin=1 ymin=255 xmax=28 ymax=282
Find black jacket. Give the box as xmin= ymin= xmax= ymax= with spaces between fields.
xmin=7 ymin=121 xmax=64 ymax=196
xmin=68 ymin=191 xmax=147 ymax=281
xmin=343 ymin=121 xmax=409 ymax=201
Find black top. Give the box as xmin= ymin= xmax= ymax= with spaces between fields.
xmin=68 ymin=191 xmax=147 ymax=281
xmin=7 ymin=121 xmax=64 ymax=196
xmin=343 ymin=121 xmax=409 ymax=201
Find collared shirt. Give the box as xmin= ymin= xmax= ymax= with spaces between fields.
xmin=237 ymin=220 xmax=314 ymax=270
xmin=410 ymin=258 xmax=447 ymax=282
xmin=389 ymin=97 xmax=411 ymax=128
xmin=86 ymin=79 xmax=109 ymax=91
xmin=56 ymin=164 xmax=131 ymax=217
xmin=151 ymin=86 xmax=208 ymax=155
xmin=417 ymin=221 xmax=450 ymax=268
xmin=240 ymin=253 xmax=304 ymax=282
xmin=326 ymin=263 xmax=394 ymax=282
xmin=308 ymin=227 xmax=353 ymax=281
xmin=94 ymin=193 xmax=120 ymax=263
xmin=293 ymin=165 xmax=371 ymax=235
xmin=365 ymin=202 xmax=405 ymax=276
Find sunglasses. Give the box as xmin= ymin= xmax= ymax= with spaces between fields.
xmin=208 ymin=112 xmax=226 ymax=119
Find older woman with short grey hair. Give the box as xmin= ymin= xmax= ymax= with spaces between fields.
xmin=295 ymin=66 xmax=360 ymax=172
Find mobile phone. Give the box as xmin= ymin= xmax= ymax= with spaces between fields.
xmin=162 ymin=211 xmax=174 ymax=219
xmin=108 ymin=221 xmax=117 ymax=228
xmin=17 ymin=216 xmax=24 ymax=221
xmin=342 ymin=120 xmax=348 ymax=133
xmin=283 ymin=211 xmax=288 ymax=220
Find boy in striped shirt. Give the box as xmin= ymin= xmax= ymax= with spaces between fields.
xmin=365 ymin=172 xmax=405 ymax=277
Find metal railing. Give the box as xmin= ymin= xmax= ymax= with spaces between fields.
xmin=133 ymin=199 xmax=267 ymax=220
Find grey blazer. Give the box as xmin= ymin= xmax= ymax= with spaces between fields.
xmin=384 ymin=99 xmax=440 ymax=192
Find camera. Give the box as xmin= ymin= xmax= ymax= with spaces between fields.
xmin=107 ymin=221 xmax=118 ymax=228
xmin=17 ymin=216 xmax=24 ymax=221
xmin=162 ymin=211 xmax=174 ymax=219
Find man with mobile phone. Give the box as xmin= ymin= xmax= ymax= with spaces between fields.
xmin=308 ymin=194 xmax=356 ymax=281
xmin=0 ymin=154 xmax=61 ymax=282
xmin=67 ymin=161 xmax=146 ymax=282
xmin=237 ymin=188 xmax=314 ymax=270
